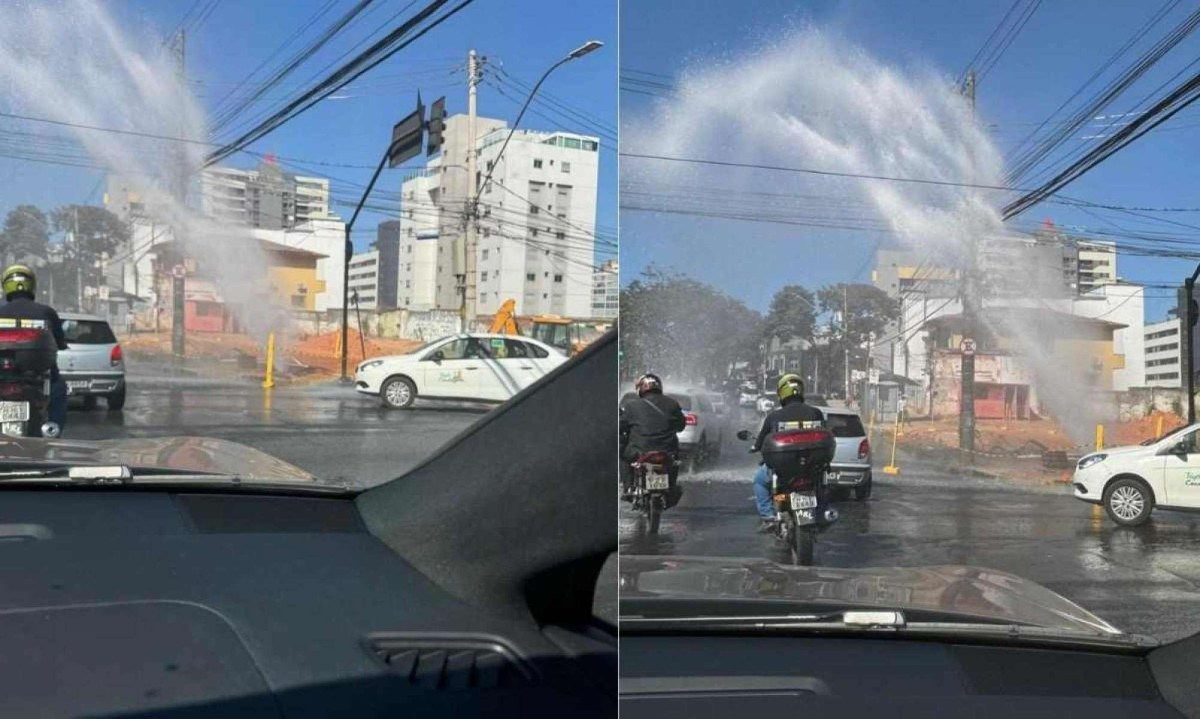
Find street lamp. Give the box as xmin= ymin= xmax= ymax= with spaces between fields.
xmin=473 ymin=40 xmax=604 ymax=204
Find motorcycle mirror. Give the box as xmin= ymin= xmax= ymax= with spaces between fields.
xmin=40 ymin=422 xmax=61 ymax=439
xmin=736 ymin=429 xmax=751 ymax=441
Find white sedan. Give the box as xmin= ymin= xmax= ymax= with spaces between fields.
xmin=1073 ymin=423 xmax=1200 ymax=526
xmin=355 ymin=333 xmax=568 ymax=409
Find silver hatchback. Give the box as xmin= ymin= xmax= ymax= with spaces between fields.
xmin=59 ymin=314 xmax=126 ymax=410
xmin=815 ymin=406 xmax=872 ymax=500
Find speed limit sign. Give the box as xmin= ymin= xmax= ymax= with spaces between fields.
xmin=960 ymin=338 xmax=977 ymax=356
xmin=172 ymin=264 xmax=185 ymax=279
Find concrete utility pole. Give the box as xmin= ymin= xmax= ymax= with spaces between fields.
xmin=459 ymin=49 xmax=481 ymax=331
xmin=171 ymin=29 xmax=187 ymax=359
xmin=843 ymin=284 xmax=850 ymax=401
xmin=959 ymin=69 xmax=978 ymax=452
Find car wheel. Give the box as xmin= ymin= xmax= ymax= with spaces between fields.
xmin=854 ymin=472 xmax=873 ymax=501
xmin=1103 ymin=477 xmax=1152 ymax=526
xmin=106 ymin=387 xmax=126 ymax=411
xmin=381 ymin=376 xmax=416 ymax=409
xmin=81 ymin=396 xmax=98 ymax=411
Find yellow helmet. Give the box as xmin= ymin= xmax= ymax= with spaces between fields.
xmin=1 ymin=264 xmax=36 ymax=299
xmin=777 ymin=373 xmax=804 ymax=402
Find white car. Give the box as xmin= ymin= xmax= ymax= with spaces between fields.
xmin=355 ymin=333 xmax=567 ymax=409
xmin=1073 ymin=423 xmax=1200 ymax=526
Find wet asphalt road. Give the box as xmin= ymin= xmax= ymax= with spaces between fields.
xmin=63 ymin=363 xmax=488 ymax=489
xmin=621 ymin=410 xmax=1200 ymax=644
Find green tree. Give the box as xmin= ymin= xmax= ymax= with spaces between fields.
xmin=0 ymin=205 xmax=50 ymax=263
xmin=815 ymin=283 xmax=901 ymax=396
xmin=619 ymin=265 xmax=762 ymax=387
xmin=51 ymin=205 xmax=129 ymax=260
xmin=762 ymin=284 xmax=816 ymax=345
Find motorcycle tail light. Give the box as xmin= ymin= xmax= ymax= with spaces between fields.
xmin=788 ymin=476 xmax=815 ymax=491
xmin=858 ymin=438 xmax=870 ymax=459
xmin=685 ymin=413 xmax=698 ymax=426
xmin=637 ymin=451 xmax=671 ymax=466
xmin=0 ymin=383 xmax=23 ymax=399
xmin=110 ymin=344 xmax=123 ymax=366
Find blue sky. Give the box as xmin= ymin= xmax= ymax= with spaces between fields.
xmin=620 ymin=0 xmax=1200 ymax=321
xmin=0 ymin=0 xmax=615 ymax=260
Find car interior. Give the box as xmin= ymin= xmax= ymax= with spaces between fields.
xmin=619 ymin=608 xmax=1200 ymax=717
xmin=0 ymin=331 xmax=617 ymax=718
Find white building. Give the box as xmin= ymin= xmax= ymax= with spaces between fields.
xmin=1144 ymin=318 xmax=1182 ymax=388
xmin=388 ymin=114 xmax=600 ymax=319
xmin=1077 ymin=240 xmax=1118 ymax=295
xmin=592 ymin=259 xmax=618 ymax=319
xmin=396 ymin=169 xmax=442 ymax=311
xmin=347 ymin=250 xmax=380 ymax=310
xmin=252 ymin=217 xmax=347 ymax=312
xmin=201 ymin=161 xmax=331 ymax=230
xmin=1070 ymin=282 xmax=1144 ymax=391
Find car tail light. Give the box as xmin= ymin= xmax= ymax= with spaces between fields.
xmin=685 ymin=413 xmax=698 ymax=426
xmin=110 ymin=344 xmax=123 ymax=367
xmin=858 ymin=438 xmax=870 ymax=459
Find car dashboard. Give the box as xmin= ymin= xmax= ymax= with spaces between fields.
xmin=0 ymin=489 xmax=615 ymax=718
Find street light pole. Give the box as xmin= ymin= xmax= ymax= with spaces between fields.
xmin=340 ymin=139 xmax=400 ymax=382
xmin=463 ymin=40 xmax=603 ymax=322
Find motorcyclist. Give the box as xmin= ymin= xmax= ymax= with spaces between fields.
xmin=618 ymin=373 xmax=686 ymax=508
xmin=749 ymin=373 xmax=825 ymax=532
xmin=0 ymin=265 xmax=68 ymax=433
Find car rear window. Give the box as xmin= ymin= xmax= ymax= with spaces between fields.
xmin=62 ymin=320 xmax=116 ymax=345
xmin=825 ymin=413 xmax=865 ymax=437
xmin=672 ymin=395 xmax=692 ymax=411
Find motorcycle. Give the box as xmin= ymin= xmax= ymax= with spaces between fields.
xmin=0 ymin=320 xmax=60 ymax=439
xmin=738 ymin=427 xmax=839 ymax=565
xmin=628 ymin=450 xmax=679 ymax=535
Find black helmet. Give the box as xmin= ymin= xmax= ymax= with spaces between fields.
xmin=635 ymin=373 xmax=663 ymax=397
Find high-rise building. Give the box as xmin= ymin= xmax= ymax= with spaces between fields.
xmin=592 ymin=259 xmax=618 ymax=319
xmin=200 ymin=160 xmax=330 ymax=230
xmin=389 ymin=114 xmax=600 ymax=319
xmin=1145 ymin=318 xmax=1182 ymax=388
xmin=347 ymin=251 xmax=380 ymax=310
xmin=1076 ymin=240 xmax=1118 ymax=294
xmin=373 ymin=221 xmax=401 ymax=309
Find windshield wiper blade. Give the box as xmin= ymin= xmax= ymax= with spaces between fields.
xmin=621 ymin=610 xmax=906 ymax=629
xmin=0 ymin=464 xmax=351 ymax=494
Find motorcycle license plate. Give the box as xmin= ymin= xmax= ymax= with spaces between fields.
xmin=645 ymin=473 xmax=670 ymax=491
xmin=790 ymin=492 xmax=818 ymax=510
xmin=0 ymin=401 xmax=29 ymax=423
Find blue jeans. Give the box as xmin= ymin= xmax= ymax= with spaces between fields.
xmin=48 ymin=378 xmax=66 ymax=430
xmin=753 ymin=463 xmax=774 ymax=519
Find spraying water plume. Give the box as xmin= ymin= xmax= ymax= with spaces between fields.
xmin=624 ymin=27 xmax=1112 ymax=441
xmin=0 ymin=0 xmax=285 ymax=339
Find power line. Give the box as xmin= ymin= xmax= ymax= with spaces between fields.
xmin=975 ymin=0 xmax=1042 ymax=82
xmin=959 ymin=0 xmax=1023 ymax=84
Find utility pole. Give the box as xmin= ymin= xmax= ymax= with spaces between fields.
xmin=171 ymin=29 xmax=187 ymax=359
xmin=843 ymin=284 xmax=850 ymax=402
xmin=459 ymin=49 xmax=481 ymax=332
xmin=959 ymin=69 xmax=978 ymax=452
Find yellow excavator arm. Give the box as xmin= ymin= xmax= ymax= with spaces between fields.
xmin=488 ymin=299 xmax=520 ymax=335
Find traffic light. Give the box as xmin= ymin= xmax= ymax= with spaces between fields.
xmin=426 ymin=96 xmax=446 ymax=157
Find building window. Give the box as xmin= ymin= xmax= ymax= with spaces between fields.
xmin=562 ymin=162 xmax=571 ymax=173
xmin=582 ymin=140 xmax=597 ymax=151
xmin=533 ymin=159 xmax=543 ymax=169
xmin=543 ymin=293 xmax=548 ymax=299
xmin=555 ymin=231 xmax=565 ymax=240
xmin=406 ymin=281 xmax=411 ymax=288
xmin=554 ymin=274 xmax=563 ymax=283
xmin=531 ymin=229 xmax=539 ymax=237
xmin=530 ymin=206 xmax=539 ymax=215
xmin=481 ymin=271 xmax=488 ymax=282
xmin=482 ymin=249 xmax=489 ymax=260
xmin=406 ymin=263 xmax=411 ymax=271
xmin=526 ymin=273 xmax=536 ymax=281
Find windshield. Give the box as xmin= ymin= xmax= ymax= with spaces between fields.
xmin=0 ymin=0 xmax=616 ymax=497
xmin=617 ymin=0 xmax=1194 ymax=647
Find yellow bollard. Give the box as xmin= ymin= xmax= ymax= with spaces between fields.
xmin=883 ymin=411 xmax=901 ymax=475
xmin=1095 ymin=423 xmax=1104 ymax=451
xmin=333 ymin=329 xmax=342 ymax=360
xmin=1156 ymin=414 xmax=1164 ymax=440
xmin=262 ymin=332 xmax=275 ymax=389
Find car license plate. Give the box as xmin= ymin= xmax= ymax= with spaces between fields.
xmin=824 ymin=470 xmax=839 ymax=482
xmin=790 ymin=492 xmax=817 ymax=510
xmin=645 ymin=473 xmax=670 ymax=491
xmin=66 ymin=380 xmax=89 ymax=395
xmin=0 ymin=401 xmax=29 ymax=422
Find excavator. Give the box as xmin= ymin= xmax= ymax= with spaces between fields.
xmin=487 ymin=299 xmax=610 ymax=356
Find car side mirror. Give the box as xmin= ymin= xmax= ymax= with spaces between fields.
xmin=736 ymin=430 xmax=751 ymax=441
xmin=1160 ymin=440 xmax=1189 ymax=456
xmin=431 ymin=351 xmax=444 ymax=364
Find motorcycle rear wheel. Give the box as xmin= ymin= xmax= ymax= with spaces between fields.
xmin=646 ymin=495 xmax=662 ymax=534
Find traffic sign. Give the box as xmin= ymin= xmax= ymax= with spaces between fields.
xmin=960 ymin=338 xmax=977 ymax=356
xmin=172 ymin=264 xmax=185 ymax=279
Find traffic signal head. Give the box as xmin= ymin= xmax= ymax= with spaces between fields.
xmin=427 ymin=96 xmax=446 ymax=157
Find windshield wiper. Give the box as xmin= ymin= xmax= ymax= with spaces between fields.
xmin=0 ymin=464 xmax=352 ymax=494
xmin=620 ymin=610 xmax=1157 ymax=650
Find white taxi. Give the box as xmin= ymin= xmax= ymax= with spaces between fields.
xmin=1073 ymin=424 xmax=1200 ymax=526
xmin=354 ymin=333 xmax=567 ymax=409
